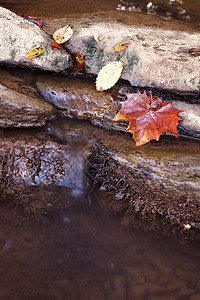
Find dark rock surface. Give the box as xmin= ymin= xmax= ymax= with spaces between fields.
xmin=0 ymin=127 xmax=88 ymax=212
xmin=0 ymin=115 xmax=199 ymax=237
xmin=0 ymin=67 xmax=55 ymax=127
xmin=51 ymin=118 xmax=200 ymax=237
xmin=0 ymin=83 xmax=54 ymax=127
xmin=37 ymin=118 xmax=200 ymax=237
xmin=36 ymin=72 xmax=125 ymax=130
xmin=36 ymin=72 xmax=200 ymax=139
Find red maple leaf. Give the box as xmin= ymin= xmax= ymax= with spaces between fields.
xmin=114 ymin=90 xmax=183 ymax=146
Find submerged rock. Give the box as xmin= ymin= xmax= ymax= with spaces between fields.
xmin=0 ymin=83 xmax=54 ymax=127
xmin=0 ymin=7 xmax=72 ymax=72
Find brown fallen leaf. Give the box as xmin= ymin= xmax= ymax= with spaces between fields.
xmin=114 ymin=90 xmax=183 ymax=146
xmin=72 ymin=52 xmax=85 ymax=73
xmin=188 ymin=48 xmax=200 ymax=56
xmin=114 ymin=41 xmax=131 ymax=52
xmin=53 ymin=25 xmax=73 ymax=44
xmin=25 ymin=47 xmax=45 ymax=60
xmin=19 ymin=14 xmax=42 ymax=28
xmin=51 ymin=42 xmax=64 ymax=50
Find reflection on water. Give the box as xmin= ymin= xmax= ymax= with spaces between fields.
xmin=117 ymin=0 xmax=200 ymax=27
xmin=0 ymin=195 xmax=200 ymax=300
xmin=1 ymin=0 xmax=200 ymax=29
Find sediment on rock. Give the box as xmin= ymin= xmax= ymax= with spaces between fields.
xmin=87 ymin=141 xmax=200 ymax=239
xmin=0 ymin=129 xmax=89 ymax=213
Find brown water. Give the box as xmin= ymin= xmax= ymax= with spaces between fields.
xmin=0 ymin=193 xmax=200 ymax=300
xmin=1 ymin=0 xmax=200 ymax=29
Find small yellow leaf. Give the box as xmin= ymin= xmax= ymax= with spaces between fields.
xmin=183 ymin=224 xmax=191 ymax=230
xmin=114 ymin=41 xmax=131 ymax=52
xmin=25 ymin=47 xmax=45 ymax=60
xmin=96 ymin=61 xmax=123 ymax=91
xmin=53 ymin=25 xmax=73 ymax=44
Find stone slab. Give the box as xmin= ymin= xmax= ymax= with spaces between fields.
xmin=61 ymin=16 xmax=200 ymax=93
xmin=0 ymin=82 xmax=54 ymax=127
xmin=36 ymin=73 xmax=200 ymax=139
xmin=0 ymin=7 xmax=72 ymax=71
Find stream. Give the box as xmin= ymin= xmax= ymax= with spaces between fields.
xmin=1 ymin=0 xmax=200 ymax=29
xmin=0 ymin=189 xmax=200 ymax=300
xmin=0 ymin=0 xmax=200 ymax=299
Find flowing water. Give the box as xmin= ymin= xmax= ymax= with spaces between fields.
xmin=0 ymin=0 xmax=200 ymax=299
xmin=1 ymin=0 xmax=200 ymax=29
xmin=0 ymin=192 xmax=200 ymax=300
xmin=0 ymin=116 xmax=199 ymax=299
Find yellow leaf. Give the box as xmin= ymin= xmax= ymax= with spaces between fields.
xmin=25 ymin=47 xmax=45 ymax=60
xmin=114 ymin=41 xmax=131 ymax=52
xmin=96 ymin=61 xmax=123 ymax=91
xmin=183 ymin=224 xmax=191 ymax=230
xmin=53 ymin=25 xmax=73 ymax=44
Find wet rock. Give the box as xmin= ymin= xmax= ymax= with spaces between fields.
xmin=0 ymin=67 xmax=42 ymax=99
xmin=36 ymin=72 xmax=126 ymax=130
xmin=36 ymin=72 xmax=200 ymax=138
xmin=60 ymin=15 xmax=200 ymax=93
xmin=0 ymin=131 xmax=78 ymax=190
xmin=88 ymin=138 xmax=200 ymax=235
xmin=0 ymin=129 xmax=88 ymax=212
xmin=0 ymin=117 xmax=200 ymax=237
xmin=172 ymin=101 xmax=200 ymax=138
xmin=0 ymin=83 xmax=54 ymax=127
xmin=46 ymin=118 xmax=200 ymax=238
xmin=0 ymin=7 xmax=72 ymax=72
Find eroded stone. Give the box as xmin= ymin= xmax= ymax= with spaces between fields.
xmin=60 ymin=16 xmax=200 ymax=93
xmin=36 ymin=72 xmax=200 ymax=138
xmin=0 ymin=7 xmax=72 ymax=71
xmin=0 ymin=118 xmax=199 ymax=237
xmin=47 ymin=118 xmax=200 ymax=237
xmin=0 ymin=129 xmax=88 ymax=200
xmin=0 ymin=83 xmax=54 ymax=127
